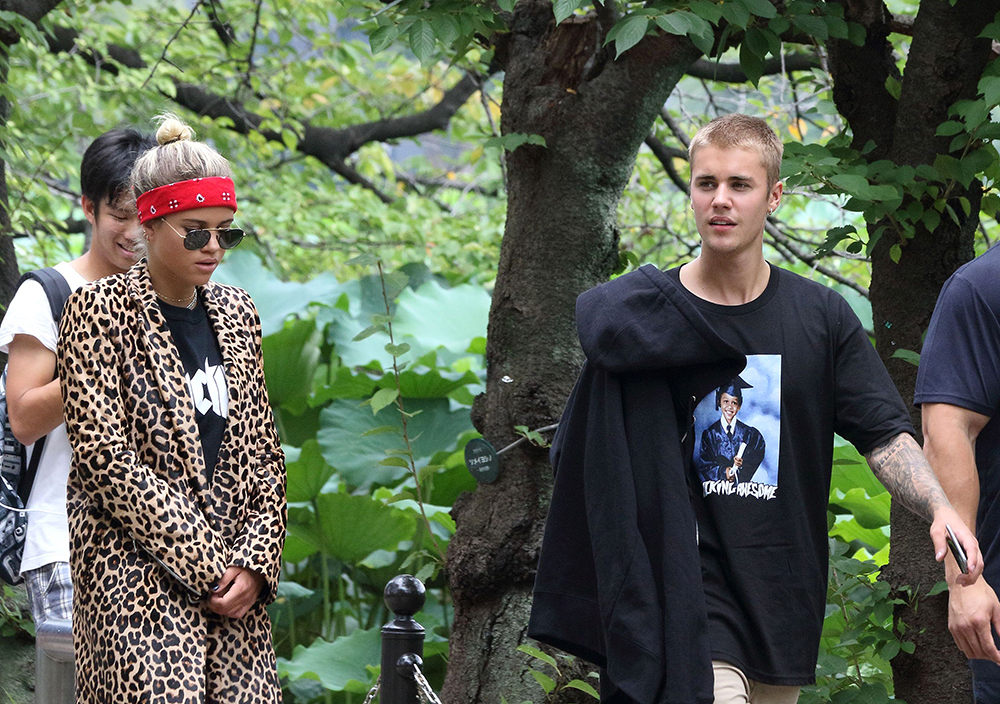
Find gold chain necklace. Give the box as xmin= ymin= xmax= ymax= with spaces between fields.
xmin=155 ymin=290 xmax=197 ymax=310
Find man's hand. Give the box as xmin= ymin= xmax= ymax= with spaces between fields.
xmin=949 ymin=577 xmax=1000 ymax=664
xmin=930 ymin=506 xmax=982 ymax=585
xmin=207 ymin=566 xmax=265 ymax=619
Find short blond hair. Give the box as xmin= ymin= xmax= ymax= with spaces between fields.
xmin=688 ymin=114 xmax=783 ymax=188
xmin=130 ymin=114 xmax=232 ymax=197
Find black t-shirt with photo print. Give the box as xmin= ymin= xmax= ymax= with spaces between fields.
xmin=666 ymin=264 xmax=913 ymax=686
xmin=158 ymin=297 xmax=228 ymax=475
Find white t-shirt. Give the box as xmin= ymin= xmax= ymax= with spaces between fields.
xmin=0 ymin=261 xmax=87 ymax=573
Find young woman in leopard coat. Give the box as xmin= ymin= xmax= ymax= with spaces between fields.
xmin=57 ymin=115 xmax=286 ymax=703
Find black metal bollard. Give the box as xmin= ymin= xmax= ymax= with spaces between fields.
xmin=381 ymin=575 xmax=426 ymax=704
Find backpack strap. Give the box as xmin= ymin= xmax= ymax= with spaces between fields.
xmin=18 ymin=267 xmax=73 ymax=323
xmin=17 ymin=436 xmax=45 ymax=504
xmin=11 ymin=267 xmax=71 ymax=503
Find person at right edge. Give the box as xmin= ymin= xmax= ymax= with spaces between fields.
xmin=527 ymin=113 xmax=982 ymax=704
xmin=916 ymin=244 xmax=1000 ymax=702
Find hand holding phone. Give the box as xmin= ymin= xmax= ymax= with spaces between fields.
xmin=946 ymin=523 xmax=970 ymax=575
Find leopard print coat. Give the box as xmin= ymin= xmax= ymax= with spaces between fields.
xmin=57 ymin=261 xmax=287 ymax=703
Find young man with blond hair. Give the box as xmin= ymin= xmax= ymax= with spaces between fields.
xmin=529 ymin=113 xmax=981 ymax=704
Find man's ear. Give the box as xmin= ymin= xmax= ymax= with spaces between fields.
xmin=82 ymin=195 xmax=98 ymax=225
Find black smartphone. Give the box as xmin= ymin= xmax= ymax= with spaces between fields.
xmin=946 ymin=524 xmax=970 ymax=575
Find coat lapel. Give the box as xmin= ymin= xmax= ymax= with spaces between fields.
xmin=126 ymin=262 xmax=213 ymax=499
xmin=201 ymin=281 xmax=245 ymax=444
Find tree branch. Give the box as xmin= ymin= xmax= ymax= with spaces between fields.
xmin=644 ymin=135 xmax=689 ymax=194
xmin=43 ymin=23 xmax=485 ymax=204
xmin=141 ymin=1 xmax=202 ymax=90
xmin=686 ymin=53 xmax=820 ymax=82
xmin=204 ymin=0 xmax=236 ymax=47
xmin=765 ymin=219 xmax=869 ymax=297
xmin=888 ymin=13 xmax=914 ymax=36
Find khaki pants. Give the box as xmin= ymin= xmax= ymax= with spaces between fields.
xmin=713 ymin=661 xmax=800 ymax=704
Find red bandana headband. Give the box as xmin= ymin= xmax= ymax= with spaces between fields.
xmin=136 ymin=176 xmax=238 ymax=224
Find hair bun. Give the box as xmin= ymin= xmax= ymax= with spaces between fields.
xmin=154 ymin=114 xmax=194 ymax=146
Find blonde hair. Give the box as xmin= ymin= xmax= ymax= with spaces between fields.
xmin=130 ymin=114 xmax=232 ymax=197
xmin=688 ymin=114 xmax=783 ymax=188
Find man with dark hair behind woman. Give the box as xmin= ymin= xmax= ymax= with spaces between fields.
xmin=0 ymin=128 xmax=155 ymax=629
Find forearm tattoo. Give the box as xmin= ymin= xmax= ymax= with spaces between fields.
xmin=864 ymin=433 xmax=950 ymax=523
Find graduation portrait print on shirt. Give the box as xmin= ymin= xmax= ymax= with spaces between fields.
xmin=693 ymin=354 xmax=781 ymax=501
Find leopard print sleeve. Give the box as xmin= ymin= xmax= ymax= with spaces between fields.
xmin=57 ymin=282 xmax=229 ymax=596
xmin=226 ymin=291 xmax=287 ymax=604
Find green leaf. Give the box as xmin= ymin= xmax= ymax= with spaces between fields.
xmin=690 ymin=0 xmax=723 ymax=24
xmin=979 ymin=21 xmax=1000 ymax=41
xmin=517 ymin=644 xmax=559 ymax=670
xmin=553 ymin=0 xmax=584 ymax=24
xmin=315 ymin=493 xmax=417 ymax=563
xmin=214 ymin=251 xmax=346 ymax=337
xmin=529 ymin=670 xmax=556 ymax=694
xmin=414 ymin=562 xmax=436 ymax=583
xmin=369 ymin=387 xmax=399 ymax=415
xmin=891 ymin=348 xmax=920 ymax=367
xmin=828 ymin=173 xmax=870 ymax=195
xmin=656 ymin=12 xmax=693 ymax=36
xmin=498 ymin=0 xmax=516 ymax=10
xmin=884 ymin=75 xmax=901 ymax=101
xmin=743 ymin=27 xmax=771 ymax=58
xmin=720 ymin=1 xmax=750 ymax=28
xmin=739 ymin=39 xmax=766 ymax=87
xmin=353 ymin=323 xmax=387 ymax=341
xmin=263 ymin=318 xmax=322 ymax=408
xmin=928 ymin=580 xmax=949 ymax=597
xmin=847 ymin=20 xmax=866 ymax=45
xmin=385 ymin=342 xmax=411 ymax=357
xmin=379 ymin=456 xmax=411 ymax=468
xmin=890 ymin=243 xmax=902 ymax=263
xmin=831 ymin=487 xmax=891 ymax=529
xmin=409 ymin=20 xmax=436 ymax=64
xmin=277 ymin=628 xmax=381 ymax=693
xmin=286 ymin=440 xmax=337 ymax=502
xmin=824 ymin=15 xmax=849 ymax=39
xmin=318 ymin=398 xmax=474 ymax=487
xmin=611 ymin=14 xmax=649 ymax=58
xmin=347 ymin=253 xmax=379 ymax=267
xmin=791 ymin=14 xmax=828 ymax=40
xmin=936 ymin=120 xmax=965 ymax=137
xmin=738 ymin=0 xmax=777 ymax=19
xmin=769 ymin=15 xmax=790 ymax=34
xmin=564 ymin=679 xmax=601 ymax=699
xmin=431 ymin=14 xmax=461 ymax=45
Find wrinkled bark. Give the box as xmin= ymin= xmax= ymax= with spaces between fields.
xmin=442 ymin=3 xmax=701 ymax=701
xmin=830 ymin=0 xmax=1000 ymax=700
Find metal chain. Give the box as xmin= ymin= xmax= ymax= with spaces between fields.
xmin=362 ymin=677 xmax=380 ymax=704
xmin=412 ymin=662 xmax=443 ymax=704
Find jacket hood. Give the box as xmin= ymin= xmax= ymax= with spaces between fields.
xmin=577 ymin=265 xmax=745 ymax=376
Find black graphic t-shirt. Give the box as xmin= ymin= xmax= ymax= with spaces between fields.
xmin=158 ymin=297 xmax=228 ymax=475
xmin=667 ymin=264 xmax=913 ymax=686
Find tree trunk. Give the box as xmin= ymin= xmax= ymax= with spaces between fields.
xmin=0 ymin=0 xmax=69 ymax=322
xmin=831 ymin=0 xmax=999 ymax=700
xmin=442 ymin=4 xmax=701 ymax=701
xmin=0 ymin=43 xmax=18 ymax=325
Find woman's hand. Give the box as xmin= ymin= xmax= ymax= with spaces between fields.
xmin=207 ymin=566 xmax=266 ymax=619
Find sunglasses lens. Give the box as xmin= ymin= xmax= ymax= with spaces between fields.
xmin=218 ymin=228 xmax=245 ymax=249
xmin=184 ymin=229 xmax=211 ymax=250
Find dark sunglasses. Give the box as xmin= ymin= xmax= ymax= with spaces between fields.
xmin=164 ymin=220 xmax=245 ymax=250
